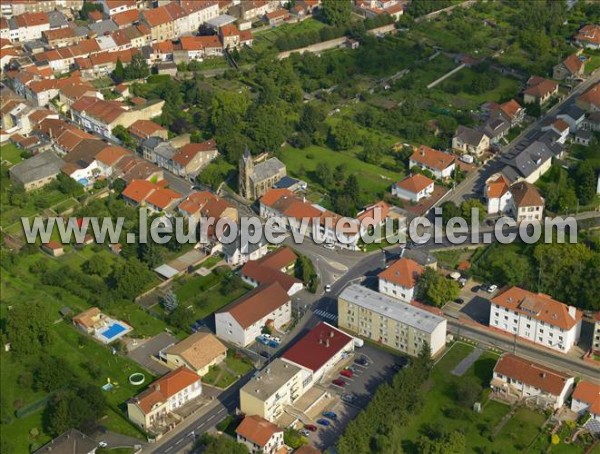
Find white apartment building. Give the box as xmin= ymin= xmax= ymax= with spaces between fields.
xmin=338 ymin=285 xmax=447 ymax=357
xmin=489 ymin=287 xmax=582 ymax=353
xmin=239 ymin=358 xmax=303 ymax=422
xmin=215 ymin=282 xmax=291 ymax=347
xmin=377 ymin=257 xmax=423 ymax=303
xmin=492 ymin=354 xmax=574 ymax=410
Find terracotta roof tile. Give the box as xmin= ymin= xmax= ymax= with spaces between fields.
xmin=95 ymin=145 xmax=131 ymax=166
xmin=129 ymin=119 xmax=166 ymax=139
xmin=410 ymin=145 xmax=455 ymax=171
xmin=572 ymin=380 xmax=600 ymax=415
xmin=132 ymin=367 xmax=200 ymax=414
xmin=122 ymin=179 xmax=157 ymax=204
xmin=509 ymin=181 xmax=544 ymax=208
xmin=145 ymin=187 xmax=182 ymax=210
xmin=236 ymin=415 xmax=282 ymax=448
xmin=395 ymin=174 xmax=434 ymax=193
xmin=165 ymin=332 xmax=227 ymax=372
xmin=378 ymin=257 xmax=423 ymax=289
xmin=494 ymin=354 xmax=572 ymax=396
xmin=172 ymin=140 xmax=217 ymax=166
xmin=486 ymin=174 xmax=510 ymax=199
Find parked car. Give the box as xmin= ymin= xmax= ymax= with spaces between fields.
xmin=259 ymin=350 xmax=269 ymax=359
xmin=332 ymin=378 xmax=346 ymax=387
xmin=322 ymin=411 xmax=338 ymax=420
xmin=268 ymin=340 xmax=279 ymax=348
xmin=271 ymin=336 xmax=281 ymax=343
xmin=317 ymin=418 xmax=331 ymax=426
xmin=304 ymin=424 xmax=317 ymax=432
xmin=324 ymin=284 xmax=331 ymax=292
xmin=487 ymin=284 xmax=498 ymax=293
xmin=458 ymin=278 xmax=468 ymax=287
xmin=355 ymin=355 xmax=369 ymax=366
xmin=340 ymin=368 xmax=353 ymax=378
xmin=98 ymin=442 xmax=108 ymax=448
xmin=300 ymin=429 xmax=311 ymax=437
xmin=455 ymin=297 xmax=465 ymax=305
xmin=323 ymin=242 xmax=335 ymax=250
xmin=342 ymin=393 xmax=355 ymax=403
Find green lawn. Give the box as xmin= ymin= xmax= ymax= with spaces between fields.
xmin=433 ymin=248 xmax=476 ymax=270
xmin=279 ymin=144 xmax=403 ymax=203
xmin=202 ymin=365 xmax=236 ymax=389
xmin=253 ymin=18 xmax=327 ymax=54
xmin=0 ymin=143 xmax=23 ymax=165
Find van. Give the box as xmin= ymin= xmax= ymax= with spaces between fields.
xmin=460 ymin=154 xmax=474 ymax=164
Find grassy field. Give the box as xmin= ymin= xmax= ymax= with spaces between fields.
xmin=432 ymin=248 xmax=477 ymax=270
xmin=203 ymin=353 xmax=253 ymax=389
xmin=0 ymin=143 xmax=23 ymax=165
xmin=279 ymin=144 xmax=403 ymax=203
xmin=253 ymin=18 xmax=327 ymax=54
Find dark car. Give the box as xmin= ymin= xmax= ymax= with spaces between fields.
xmin=340 ymin=368 xmax=353 ymax=378
xmin=322 ymin=411 xmax=338 ymax=420
xmin=332 ymin=378 xmax=346 ymax=387
xmin=393 ymin=357 xmax=409 ymax=371
xmin=455 ymin=297 xmax=465 ymax=305
xmin=354 ymin=355 xmax=369 ymax=366
xmin=342 ymin=393 xmax=355 ymax=403
xmin=317 ymin=418 xmax=331 ymax=427
xmin=304 ymin=424 xmax=317 ymax=432
xmin=259 ymin=351 xmax=269 ymax=359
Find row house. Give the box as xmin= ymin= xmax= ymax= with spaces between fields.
xmin=1 ymin=1 xmax=83 ymax=19
xmin=121 ymin=179 xmax=182 ymax=213
xmin=33 ymin=38 xmax=102 ymax=74
xmin=500 ymin=140 xmax=553 ymax=185
xmin=23 ymin=72 xmax=84 ymax=107
xmin=141 ymin=5 xmax=176 ymax=42
xmin=129 ymin=119 xmax=168 ymax=141
xmin=75 ymin=48 xmax=140 ymax=79
xmin=7 ymin=12 xmax=51 ymax=42
xmin=240 ymin=248 xmax=304 ymax=296
xmin=42 ymin=26 xmax=86 ymax=48
xmin=58 ymin=82 xmax=103 ymax=112
xmin=489 ymin=286 xmax=582 ymax=352
xmin=173 ymin=35 xmax=224 ymax=62
xmin=180 ymin=0 xmax=219 ymax=34
xmin=178 ymin=191 xmax=238 ymax=231
xmin=111 ymin=8 xmax=140 ymax=29
xmin=99 ymin=0 xmax=140 ymax=17
xmin=141 ymin=137 xmax=219 ymax=179
xmin=229 ymin=0 xmax=275 ymax=21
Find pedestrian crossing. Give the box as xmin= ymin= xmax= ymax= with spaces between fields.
xmin=314 ymin=309 xmax=338 ymax=322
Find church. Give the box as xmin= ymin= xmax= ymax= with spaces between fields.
xmin=238 ymin=147 xmax=286 ymax=200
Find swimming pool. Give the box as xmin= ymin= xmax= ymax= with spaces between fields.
xmin=100 ymin=323 xmax=127 ymax=340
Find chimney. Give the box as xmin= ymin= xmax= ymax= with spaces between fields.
xmin=541 ymin=372 xmax=546 ymax=379
xmin=329 ymin=330 xmax=334 ymax=338
xmin=325 ymin=339 xmax=330 ymax=347
xmin=568 ymin=306 xmax=577 ymax=318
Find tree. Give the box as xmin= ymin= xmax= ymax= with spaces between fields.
xmin=34 ymin=356 xmax=73 ymax=392
xmin=284 ymin=428 xmax=307 ymax=449
xmin=417 ymin=431 xmax=466 ymax=454
xmin=140 ymin=241 xmax=165 ymax=269
xmin=360 ymin=137 xmax=385 ymax=164
xmin=454 ymin=377 xmax=482 ymax=407
xmin=79 ymin=2 xmax=103 ymax=20
xmin=111 ymin=257 xmax=154 ymax=299
xmin=439 ymin=201 xmax=461 ymax=226
xmin=168 ymin=306 xmax=196 ymax=332
xmin=113 ymin=58 xmax=125 ymax=84
xmin=417 ymin=268 xmax=460 ymax=307
xmin=315 ymin=162 xmax=334 ymax=188
xmin=44 ymin=384 xmax=106 ymax=436
xmin=112 ymin=124 xmax=133 ymax=148
xmin=329 ymin=120 xmax=358 ymax=150
xmin=249 ymin=104 xmax=290 ymax=151
xmin=123 ymin=53 xmax=150 ymax=80
xmin=460 ymin=199 xmax=486 ymax=225
xmin=82 ymin=255 xmax=111 ymax=277
xmin=195 ymin=433 xmax=249 ymax=454
xmin=299 ymin=103 xmax=326 ymax=134
xmin=5 ymin=301 xmax=52 ymax=354
xmin=574 ymin=161 xmax=597 ymax=205
xmin=320 ymin=0 xmax=352 ymax=26
xmin=344 ymin=174 xmax=360 ymax=205
xmin=55 ymin=173 xmax=84 ymax=197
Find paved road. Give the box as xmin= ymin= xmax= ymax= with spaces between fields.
xmin=444 ymin=72 xmax=600 ymax=205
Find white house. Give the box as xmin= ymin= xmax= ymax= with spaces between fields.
xmin=240 ymin=247 xmax=303 ymax=296
xmin=409 ymin=145 xmax=456 ymax=179
xmin=378 ymin=257 xmax=423 ymax=303
xmin=491 ymin=354 xmax=574 ymax=410
xmin=489 ymin=287 xmax=582 ymax=353
xmin=215 ymin=282 xmax=291 ymax=347
xmin=281 ymin=322 xmax=354 ymax=391
xmin=571 ymin=380 xmax=600 ymax=421
xmin=236 ymin=415 xmax=285 ymax=454
xmin=485 ymin=174 xmax=512 ymax=215
xmin=392 ymin=174 xmax=435 ymax=202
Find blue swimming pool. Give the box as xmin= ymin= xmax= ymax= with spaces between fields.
xmin=100 ymin=323 xmax=127 ymax=340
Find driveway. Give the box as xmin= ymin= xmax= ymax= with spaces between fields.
xmin=127 ymin=332 xmax=177 ymax=376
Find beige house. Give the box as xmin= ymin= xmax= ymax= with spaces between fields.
xmin=239 ymin=358 xmax=303 ymax=422
xmin=236 ymin=415 xmax=285 ymax=454
xmin=552 ymin=54 xmax=585 ymax=81
xmin=160 ymin=332 xmax=227 ymax=376
xmin=508 ymin=181 xmax=545 ymax=222
xmin=72 ymin=307 xmax=104 ymax=334
xmin=9 ymin=151 xmax=63 ymax=191
xmin=523 ymin=76 xmax=559 ymax=106
xmin=338 ymin=284 xmax=447 ymax=357
xmin=452 ymin=125 xmax=490 ymax=156
xmin=172 ymin=140 xmax=219 ymax=178
xmin=127 ymin=367 xmax=202 ymax=433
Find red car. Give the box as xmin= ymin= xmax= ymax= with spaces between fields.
xmin=340 ymin=369 xmax=353 ymax=378
xmin=304 ymin=424 xmax=318 ymax=432
xmin=332 ymin=378 xmax=346 ymax=387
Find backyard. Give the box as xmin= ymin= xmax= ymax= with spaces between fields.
xmin=0 ymin=143 xmax=23 ymax=165
xmin=202 ymin=351 xmax=253 ymax=389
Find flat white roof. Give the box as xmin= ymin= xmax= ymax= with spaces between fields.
xmin=339 ymin=285 xmax=446 ymax=334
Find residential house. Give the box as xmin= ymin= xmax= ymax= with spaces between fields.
xmin=574 ymin=24 xmax=600 ymax=50
xmin=141 ymin=5 xmax=176 ymax=42
xmin=8 ymin=12 xmax=52 ymax=43
xmin=236 ymin=415 xmax=285 ymax=454
xmin=553 ymin=54 xmax=585 ymax=81
xmin=221 ymin=237 xmax=269 ymax=267
xmin=130 ymin=119 xmax=168 ymax=141
xmin=174 ymin=34 xmax=224 ymax=62
xmin=160 ymin=331 xmax=227 ymax=376
xmin=492 ymin=99 xmax=526 ymax=128
xmin=338 ymin=284 xmax=448 ymax=356
xmin=99 ymin=0 xmax=139 ymax=17
xmin=9 ymin=150 xmax=63 ymax=190
xmin=489 ymin=286 xmax=582 ymax=352
xmin=178 ymin=191 xmax=238 ymax=224
xmin=576 ymin=83 xmax=600 ymax=112
xmin=121 ymin=179 xmax=182 ymax=213
xmin=239 ymin=358 xmax=303 ymax=422
xmin=500 ymin=141 xmax=553 ymax=184
xmin=508 ymin=181 xmax=544 ymax=222
xmin=240 ymin=247 xmax=303 ymax=296
xmin=42 ymin=26 xmax=85 ymax=48
xmin=73 ymin=307 xmax=104 ymax=334
xmin=541 ymin=118 xmax=570 ymax=144
xmin=491 ymin=353 xmax=574 ymax=410
xmin=171 ymin=140 xmax=219 ymax=179
xmin=215 ymin=281 xmax=291 ymax=347
xmin=483 ymin=115 xmax=511 ymax=145
xmin=33 ymin=429 xmax=98 ymax=454
xmin=58 ymin=83 xmax=104 ymax=112
xmin=392 ymin=174 xmax=435 ymax=202
xmin=180 ymin=0 xmax=220 ymax=34
xmin=281 ymin=322 xmax=355 ymax=391
xmin=571 ymin=381 xmax=600 ymax=421
xmin=112 ymin=154 xmax=163 ymax=184
xmin=230 ymin=1 xmax=274 ymax=21
xmin=378 ymin=257 xmax=423 ymax=303
xmin=485 ymin=174 xmax=512 ymax=215
xmin=523 ymin=76 xmax=559 ymax=106
xmin=574 ymin=129 xmax=592 ymax=146
xmin=112 ymin=8 xmax=140 ymax=28
xmin=94 ymin=145 xmax=131 ymax=178
xmin=409 ymin=145 xmax=456 ymax=179
xmin=127 ymin=367 xmax=202 ymax=433
xmin=557 ymin=105 xmax=586 ymax=133
xmin=41 ymin=241 xmax=65 ymax=257
xmin=239 ymin=148 xmax=287 ymax=200
xmin=452 ymin=125 xmax=490 ymax=156
xmin=61 ymin=138 xmax=109 ymax=183
xmin=75 ymin=48 xmax=140 ymax=79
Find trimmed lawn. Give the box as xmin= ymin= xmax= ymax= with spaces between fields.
xmin=201 ymin=365 xmax=236 ymax=389
xmin=253 ymin=18 xmax=327 ymax=53
xmin=433 ymin=248 xmax=476 ymax=270
xmin=494 ymin=408 xmax=547 ymax=452
xmin=225 ymin=353 xmax=253 ymax=376
xmin=0 ymin=143 xmax=23 ymax=165
xmin=279 ymin=144 xmax=403 ymax=203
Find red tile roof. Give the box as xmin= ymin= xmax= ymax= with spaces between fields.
xmin=71 ymin=97 xmax=125 ymax=125
xmin=498 ymin=99 xmax=522 ymax=120
xmin=486 ymin=174 xmax=510 ymax=199
xmin=142 ymin=6 xmax=172 ymax=27
xmin=562 ymin=54 xmax=584 ymax=75
xmin=494 ymin=354 xmax=572 ymax=396
xmin=577 ymin=83 xmax=600 ymax=109
xmin=395 ymin=174 xmax=434 ymax=194
xmin=132 ymin=367 xmax=200 ymax=414
xmin=573 ymin=381 xmax=600 ymax=415
xmin=574 ymin=24 xmax=600 ymax=46
xmin=15 ymin=12 xmax=49 ymax=28
xmin=256 ymin=247 xmax=297 ymax=271
xmin=145 ymin=187 xmax=182 ymax=210
xmin=95 ymin=145 xmax=131 ymax=166
xmin=491 ymin=286 xmax=581 ymax=330
xmin=282 ymin=322 xmax=353 ymax=373
xmin=218 ymin=282 xmax=290 ymax=329
xmin=410 ymin=145 xmax=455 ymax=171
xmin=378 ymin=257 xmax=423 ymax=289
xmin=172 ymin=140 xmax=217 ymax=166
xmin=236 ymin=415 xmax=282 ymax=447
xmin=122 ymin=179 xmax=157 ymax=204
xmin=524 ymin=77 xmax=558 ymax=99
xmin=241 ymin=261 xmax=301 ymax=294
xmin=260 ymin=188 xmax=295 ymax=207
xmin=509 ymin=181 xmax=544 ymax=208
xmin=112 ymin=8 xmax=139 ymax=27
xmin=129 ymin=119 xmax=166 ymax=139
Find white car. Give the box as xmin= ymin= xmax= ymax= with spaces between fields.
xmin=98 ymin=441 xmax=108 ymax=448
xmin=486 ymin=284 xmax=498 ymax=293
xmin=323 ymin=243 xmax=335 ymax=250
xmin=324 ymin=284 xmax=332 ymax=293
xmin=271 ymin=337 xmax=281 ymax=343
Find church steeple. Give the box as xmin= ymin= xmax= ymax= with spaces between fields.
xmin=239 ymin=145 xmax=253 ymax=199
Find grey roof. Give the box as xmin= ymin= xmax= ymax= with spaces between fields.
xmin=251 ymin=157 xmax=286 ymax=183
xmin=33 ymin=428 xmax=98 ymax=454
xmin=9 ymin=151 xmax=63 ymax=185
xmin=222 ymin=235 xmax=266 ymax=257
xmin=558 ymin=104 xmax=585 ymax=121
xmin=23 ymin=40 xmax=46 ymax=52
xmin=89 ymin=19 xmax=118 ymax=36
xmin=537 ymin=131 xmax=564 ymax=156
xmin=339 ymin=285 xmax=446 ymax=334
xmin=205 ymin=14 xmax=237 ymax=28
xmin=240 ymin=358 xmax=300 ymax=401
xmin=501 ymin=165 xmax=520 ymax=184
xmin=455 ymin=125 xmax=486 ymax=146
xmin=74 ymin=25 xmax=91 ymax=37
xmin=401 ymin=248 xmax=437 ymax=267
xmin=501 ymin=141 xmax=553 ymax=181
xmin=483 ymin=117 xmax=510 ymax=139
xmin=273 ymin=175 xmax=299 ymax=189
xmin=48 ymin=11 xmax=68 ymax=29
xmin=154 ymin=142 xmax=177 ymax=160
xmin=576 ymin=129 xmax=592 ymax=140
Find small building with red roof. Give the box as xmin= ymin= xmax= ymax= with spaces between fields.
xmin=41 ymin=240 xmax=65 ymax=257
xmin=129 ymin=119 xmax=168 ymax=141
xmin=485 ymin=173 xmax=511 ymax=214
xmin=240 ymin=247 xmax=303 ymax=296
xmin=378 ymin=257 xmax=423 ymax=303
xmin=171 ymin=140 xmax=219 ymax=178
xmin=281 ymin=322 xmax=354 ymax=390
xmin=392 ymin=174 xmax=434 ymax=202
xmin=409 ymin=145 xmax=456 ymax=179
xmin=553 ymin=53 xmax=585 ymax=81
xmin=236 ymin=415 xmax=285 ymax=454
xmin=523 ymin=76 xmax=559 ymax=106
xmin=571 ymin=380 xmax=600 ymax=420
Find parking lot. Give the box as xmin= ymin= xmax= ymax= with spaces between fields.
xmin=445 ymin=279 xmax=498 ymax=325
xmin=301 ymin=343 xmax=403 ymax=450
xmin=126 ymin=332 xmax=177 ymax=376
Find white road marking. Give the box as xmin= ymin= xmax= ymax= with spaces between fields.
xmin=175 ymin=439 xmax=182 ymax=445
xmin=207 ymin=415 xmax=215 ymax=421
xmin=165 ymin=447 xmax=173 ymax=452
